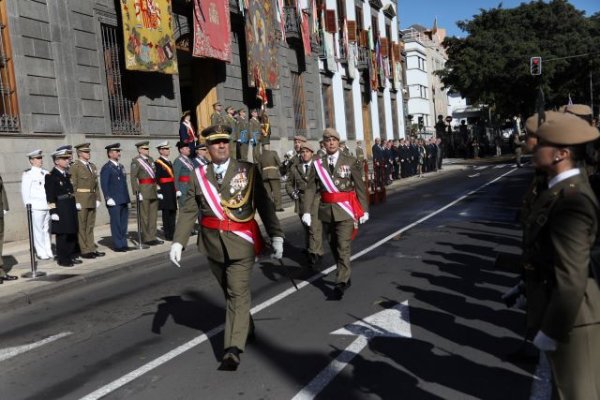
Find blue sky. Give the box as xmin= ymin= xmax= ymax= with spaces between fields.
xmin=397 ymin=0 xmax=600 ymax=37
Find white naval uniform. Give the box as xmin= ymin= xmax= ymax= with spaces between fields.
xmin=21 ymin=166 xmax=53 ymax=259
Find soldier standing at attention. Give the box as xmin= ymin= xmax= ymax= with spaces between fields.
xmin=131 ymin=141 xmax=164 ymax=246
xmin=169 ymin=124 xmax=284 ymax=371
xmin=178 ymin=110 xmax=196 ymax=152
xmin=45 ymin=148 xmax=81 ymax=267
xmin=210 ymin=102 xmax=226 ymax=126
xmin=21 ymin=149 xmax=53 ymax=260
xmin=0 ymin=172 xmax=17 ymax=283
xmin=285 ymin=142 xmax=323 ymax=269
xmin=303 ymin=128 xmax=369 ymax=300
xmin=224 ymin=106 xmax=238 ymax=160
xmin=173 ymin=141 xmax=195 ymax=208
xmin=249 ymin=109 xmax=262 ymax=163
xmin=100 ymin=143 xmax=131 ymax=252
xmin=237 ymin=109 xmax=250 ymax=161
xmin=355 ymin=140 xmax=365 ymax=163
xmin=258 ymin=144 xmax=283 ymax=211
xmin=71 ymin=143 xmax=105 ymax=259
xmin=154 ymin=141 xmax=178 ymax=241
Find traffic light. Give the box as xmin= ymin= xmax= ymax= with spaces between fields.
xmin=418 ymin=116 xmax=424 ymax=128
xmin=530 ymin=56 xmax=542 ymax=76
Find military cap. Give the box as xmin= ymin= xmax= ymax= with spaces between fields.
xmin=175 ymin=141 xmax=187 ymax=149
xmin=51 ymin=149 xmax=71 ymax=159
xmin=26 ymin=149 xmax=43 ymax=158
xmin=250 ymin=108 xmax=259 ymax=114
xmin=105 ymin=143 xmax=121 ymax=151
xmin=536 ymin=111 xmax=600 ymax=145
xmin=293 ymin=134 xmax=307 ymax=142
xmin=322 ymin=128 xmax=340 ymax=140
xmin=155 ymin=140 xmax=170 ymax=149
xmin=196 ymin=142 xmax=207 ymax=150
xmin=201 ymin=125 xmax=231 ymax=143
xmin=300 ymin=142 xmax=314 ymax=152
xmin=135 ymin=141 xmax=150 ymax=149
xmin=74 ymin=142 xmax=91 ymax=152
xmin=212 ymin=102 xmax=222 ymax=107
xmin=238 ymin=108 xmax=247 ymax=114
xmin=181 ymin=110 xmax=191 ymax=118
xmin=56 ymin=144 xmax=72 ymax=153
xmin=225 ymin=105 xmax=235 ymax=112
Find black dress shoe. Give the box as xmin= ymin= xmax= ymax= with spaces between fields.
xmin=80 ymin=253 xmax=96 ymax=259
xmin=1 ymin=274 xmax=18 ymax=281
xmin=114 ymin=247 xmax=128 ymax=252
xmin=93 ymin=251 xmax=106 ymax=257
xmin=144 ymin=239 xmax=164 ymax=246
xmin=332 ymin=280 xmax=352 ymax=300
xmin=58 ymin=262 xmax=74 ymax=267
xmin=71 ymin=258 xmax=83 ymax=265
xmin=218 ymin=347 xmax=241 ymax=371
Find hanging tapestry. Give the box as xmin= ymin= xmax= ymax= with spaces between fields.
xmin=120 ymin=0 xmax=178 ymax=74
xmin=245 ymin=0 xmax=279 ymax=91
xmin=300 ymin=10 xmax=312 ymax=55
xmin=192 ymin=0 xmax=232 ymax=62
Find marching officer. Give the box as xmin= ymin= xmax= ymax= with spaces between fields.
xmin=249 ymin=109 xmax=262 ymax=163
xmin=169 ymin=124 xmax=284 ymax=371
xmin=194 ymin=142 xmax=210 ymax=167
xmin=237 ymin=108 xmax=250 ymax=161
xmin=210 ymin=102 xmax=226 ymax=126
xmin=71 ymin=143 xmax=105 ymax=259
xmin=100 ymin=143 xmax=131 ymax=252
xmin=154 ymin=141 xmax=178 ymax=241
xmin=21 ymin=149 xmax=53 ymax=260
xmin=45 ymin=148 xmax=80 ymax=267
xmin=285 ymin=142 xmax=323 ymax=268
xmin=0 ymin=172 xmax=17 ymax=283
xmin=258 ymin=144 xmax=283 ymax=211
xmin=173 ymin=141 xmax=195 ymax=207
xmin=130 ymin=141 xmax=163 ymax=246
xmin=282 ymin=135 xmax=307 ymax=177
xmin=224 ymin=106 xmax=238 ymax=159
xmin=303 ymin=128 xmax=369 ymax=299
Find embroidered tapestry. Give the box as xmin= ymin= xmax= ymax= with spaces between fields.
xmin=245 ymin=0 xmax=279 ymax=90
xmin=120 ymin=0 xmax=178 ymax=74
xmin=192 ymin=0 xmax=232 ymax=62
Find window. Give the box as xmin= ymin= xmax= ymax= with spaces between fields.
xmin=291 ymin=71 xmax=307 ymax=134
xmin=344 ymin=88 xmax=355 ymax=139
xmin=409 ymin=84 xmax=428 ymax=99
xmin=101 ymin=24 xmax=141 ymax=135
xmin=0 ymin=0 xmax=19 ymax=132
xmin=321 ymin=83 xmax=334 ymax=128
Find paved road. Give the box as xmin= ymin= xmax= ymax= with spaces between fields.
xmin=0 ymin=162 xmax=539 ymax=400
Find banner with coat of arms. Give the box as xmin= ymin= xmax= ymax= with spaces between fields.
xmin=120 ymin=0 xmax=178 ymax=74
xmin=245 ymin=0 xmax=279 ymax=94
xmin=192 ymin=0 xmax=232 ymax=62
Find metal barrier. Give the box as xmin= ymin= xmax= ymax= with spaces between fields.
xmin=22 ymin=204 xmax=46 ymax=278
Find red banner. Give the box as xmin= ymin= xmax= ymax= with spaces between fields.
xmin=192 ymin=0 xmax=232 ymax=62
xmin=245 ymin=0 xmax=279 ymax=89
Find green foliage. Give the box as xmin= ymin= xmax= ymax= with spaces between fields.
xmin=439 ymin=0 xmax=599 ymax=117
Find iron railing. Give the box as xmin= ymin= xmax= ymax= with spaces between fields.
xmin=0 ymin=21 xmax=19 ymax=132
xmin=357 ymin=45 xmax=370 ymax=70
xmin=284 ymin=6 xmax=301 ymax=42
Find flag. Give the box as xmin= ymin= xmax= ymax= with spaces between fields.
xmin=245 ymin=0 xmax=280 ymax=90
xmin=192 ymin=0 xmax=232 ymax=62
xmin=568 ymin=93 xmax=573 ymax=105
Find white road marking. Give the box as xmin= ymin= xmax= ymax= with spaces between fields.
xmin=475 ymin=166 xmax=488 ymax=170
xmin=529 ymin=353 xmax=552 ymax=400
xmin=468 ymin=173 xmax=481 ymax=178
xmin=0 ymin=332 xmax=72 ymax=362
xmin=292 ymin=302 xmax=412 ymax=400
xmin=494 ymin=164 xmax=507 ymax=169
xmin=79 ymin=167 xmax=517 ymax=400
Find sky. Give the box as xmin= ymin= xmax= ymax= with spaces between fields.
xmin=397 ymin=0 xmax=600 ymax=37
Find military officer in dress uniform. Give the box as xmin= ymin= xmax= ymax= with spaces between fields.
xmin=154 ymin=141 xmax=178 ymax=241
xmin=237 ymin=109 xmax=250 ymax=161
xmin=100 ymin=143 xmax=131 ymax=252
xmin=0 ymin=172 xmax=17 ymax=283
xmin=46 ymin=148 xmax=81 ymax=267
xmin=130 ymin=141 xmax=163 ymax=246
xmin=179 ymin=110 xmax=196 ymax=152
xmin=71 ymin=143 xmax=105 ymax=259
xmin=249 ymin=109 xmax=262 ymax=163
xmin=210 ymin=102 xmax=226 ymax=126
xmin=173 ymin=141 xmax=195 ymax=208
xmin=194 ymin=142 xmax=210 ymax=167
xmin=303 ymin=128 xmax=369 ymax=299
xmin=258 ymin=144 xmax=283 ymax=211
xmin=224 ymin=106 xmax=238 ymax=159
xmin=169 ymin=124 xmax=284 ymax=371
xmin=285 ymin=142 xmax=323 ymax=268
xmin=524 ymin=112 xmax=600 ymax=399
xmin=355 ymin=140 xmax=365 ymax=163
xmin=21 ymin=149 xmax=53 ymax=260
xmin=282 ymin=135 xmax=307 ymax=178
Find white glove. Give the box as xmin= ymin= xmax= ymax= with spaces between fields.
xmin=76 ymin=203 xmax=82 ymax=210
xmin=138 ymin=193 xmax=143 ymax=201
xmin=169 ymin=242 xmax=183 ymax=268
xmin=301 ymin=213 xmax=311 ymax=227
xmin=106 ymin=198 xmax=116 ymax=206
xmin=51 ymin=214 xmax=60 ymax=221
xmin=176 ymin=191 xmax=182 ymax=198
xmin=533 ymin=331 xmax=558 ymax=352
xmin=3 ymin=210 xmax=7 ymax=215
xmin=157 ymin=193 xmax=164 ymax=200
xmin=96 ymin=200 xmax=101 ymax=208
xmin=359 ymin=212 xmax=369 ymax=224
xmin=271 ymin=236 xmax=284 ymax=259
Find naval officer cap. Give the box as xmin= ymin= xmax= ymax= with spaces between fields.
xmin=55 ymin=144 xmax=73 ymax=153
xmin=322 ymin=127 xmax=340 ymax=141
xmin=51 ymin=149 xmax=72 ymax=159
xmin=105 ymin=143 xmax=121 ymax=151
xmin=135 ymin=141 xmax=150 ymax=149
xmin=156 ymin=140 xmax=170 ymax=149
xmin=26 ymin=149 xmax=43 ymax=158
xmin=536 ymin=111 xmax=600 ymax=145
xmin=201 ymin=125 xmax=231 ymax=143
xmin=74 ymin=142 xmax=91 ymax=152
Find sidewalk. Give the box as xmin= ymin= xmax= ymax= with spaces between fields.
xmin=0 ymin=160 xmax=475 ymax=311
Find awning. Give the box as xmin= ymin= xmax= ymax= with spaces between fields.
xmin=452 ymin=106 xmax=482 ymax=119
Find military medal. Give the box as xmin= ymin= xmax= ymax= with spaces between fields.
xmin=334 ymin=179 xmax=340 ymax=186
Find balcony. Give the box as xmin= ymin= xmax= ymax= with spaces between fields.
xmin=284 ymin=6 xmax=301 ymax=43
xmin=357 ymin=46 xmax=369 ymax=70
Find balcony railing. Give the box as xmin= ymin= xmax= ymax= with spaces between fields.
xmin=357 ymin=46 xmax=369 ymax=70
xmin=284 ymin=6 xmax=301 ymax=43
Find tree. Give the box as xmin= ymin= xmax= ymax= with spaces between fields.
xmin=438 ymin=0 xmax=599 ymax=118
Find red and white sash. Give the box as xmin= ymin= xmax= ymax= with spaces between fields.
xmin=194 ymin=165 xmax=255 ymax=245
xmin=178 ymin=155 xmax=194 ymax=171
xmin=137 ymin=157 xmax=155 ymax=178
xmin=183 ymin=121 xmax=196 ymax=143
xmin=314 ymin=158 xmax=356 ymax=221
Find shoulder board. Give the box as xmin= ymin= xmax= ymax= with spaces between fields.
xmin=23 ymin=168 xmax=31 ymax=172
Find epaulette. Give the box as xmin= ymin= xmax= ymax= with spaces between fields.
xmin=23 ymin=168 xmax=31 ymax=172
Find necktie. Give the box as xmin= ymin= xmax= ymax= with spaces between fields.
xmin=304 ymin=164 xmax=309 ymax=175
xmin=215 ymin=165 xmax=224 ymax=184
xmin=328 ymin=157 xmax=335 ymax=174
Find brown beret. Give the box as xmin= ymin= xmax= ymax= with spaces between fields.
xmin=322 ymin=128 xmax=340 ymax=140
xmin=536 ymin=112 xmax=599 ymax=145
xmin=293 ymin=134 xmax=307 ymax=142
xmin=300 ymin=142 xmax=314 ymax=152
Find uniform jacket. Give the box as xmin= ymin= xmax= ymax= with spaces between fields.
xmin=21 ymin=166 xmax=49 ymax=210
xmin=285 ymin=159 xmax=319 ymax=215
xmin=0 ymin=174 xmax=8 ymax=217
xmin=356 ymin=147 xmax=365 ymax=162
xmin=304 ymin=152 xmax=369 ymax=223
xmin=45 ymin=168 xmax=77 ymax=234
xmin=237 ymin=117 xmax=249 ymax=144
xmin=70 ymin=159 xmax=100 ymax=208
xmin=100 ymin=160 xmax=130 ymax=206
xmin=249 ymin=117 xmax=261 ymax=145
xmin=130 ymin=155 xmax=157 ymax=199
xmin=173 ymin=155 xmax=194 ymax=196
xmin=258 ymin=150 xmax=281 ymax=180
xmin=173 ymin=159 xmax=284 ymax=262
xmin=210 ymin=112 xmax=225 ymax=126
xmin=179 ymin=121 xmax=196 ymax=144
xmin=225 ymin=115 xmax=238 ymax=142
xmin=155 ymin=156 xmax=177 ymax=210
xmin=523 ymin=172 xmax=600 ymax=341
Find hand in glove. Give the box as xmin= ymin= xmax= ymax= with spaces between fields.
xmin=76 ymin=203 xmax=82 ymax=210
xmin=176 ymin=191 xmax=182 ymax=198
xmin=106 ymin=198 xmax=116 ymax=207
xmin=138 ymin=193 xmax=143 ymax=201
xmin=359 ymin=212 xmax=369 ymax=224
xmin=271 ymin=237 xmax=284 ymax=259
xmin=301 ymin=213 xmax=311 ymax=227
xmin=157 ymin=193 xmax=164 ymax=200
xmin=3 ymin=210 xmax=7 ymax=215
xmin=169 ymin=243 xmax=183 ymax=268
xmin=51 ymin=214 xmax=60 ymax=221
xmin=96 ymin=200 xmax=101 ymax=208
xmin=533 ymin=331 xmax=557 ymax=352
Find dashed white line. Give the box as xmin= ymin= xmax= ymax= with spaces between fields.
xmin=0 ymin=332 xmax=73 ymax=362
